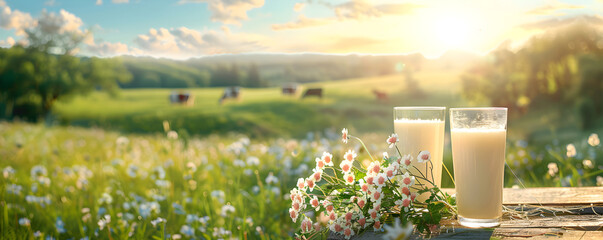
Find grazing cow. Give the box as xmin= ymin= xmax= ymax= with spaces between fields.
xmin=282 ymin=83 xmax=298 ymax=96
xmin=372 ymin=89 xmax=388 ymax=101
xmin=219 ymin=87 xmax=241 ymax=104
xmin=169 ymin=91 xmax=195 ymax=106
xmin=302 ymin=88 xmax=323 ymax=99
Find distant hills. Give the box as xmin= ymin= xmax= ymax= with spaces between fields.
xmin=118 ymin=51 xmax=481 ymax=89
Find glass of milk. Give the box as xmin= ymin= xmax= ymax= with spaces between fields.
xmin=450 ymin=107 xmax=507 ymax=228
xmin=393 ymin=107 xmax=446 ymax=202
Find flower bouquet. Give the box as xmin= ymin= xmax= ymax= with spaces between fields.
xmin=289 ymin=129 xmax=457 ymax=239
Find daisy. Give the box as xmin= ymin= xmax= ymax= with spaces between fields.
xmin=400 ymin=154 xmax=413 ymax=170
xmin=306 ymin=178 xmax=316 ymax=192
xmin=296 ymin=178 xmax=306 ymax=191
xmin=343 ymin=226 xmax=355 ymax=239
xmin=400 ymin=172 xmax=415 ymax=187
xmin=359 ymin=179 xmax=369 ymax=193
xmin=358 ymin=216 xmax=367 ymax=228
xmin=329 ymin=211 xmax=337 ymax=221
xmin=290 ymin=208 xmax=298 ymax=222
xmin=342 ymin=128 xmax=349 ymax=143
xmin=343 ymin=150 xmax=357 ymax=162
xmin=343 ymin=173 xmax=355 ymax=185
xmin=356 ymin=196 xmax=367 ymax=208
xmin=340 ymin=160 xmax=353 ymax=173
xmin=374 ymin=220 xmax=382 ymax=232
xmin=312 ymin=169 xmax=323 ymax=182
xmin=345 ymin=212 xmax=353 ymax=223
xmin=315 ymin=157 xmax=326 ymax=170
xmin=365 ymin=175 xmax=375 ymax=185
xmin=385 ymin=164 xmax=397 ymax=178
xmin=417 ymin=151 xmax=431 ymax=163
xmin=375 ymin=173 xmax=387 ymax=188
xmin=386 ymin=133 xmax=399 ymax=148
xmin=382 ymin=218 xmax=413 ymax=240
xmin=368 ymin=161 xmax=381 ymax=176
xmin=368 ymin=208 xmax=379 ymax=220
xmin=331 ymin=220 xmax=344 ymax=233
xmin=322 ymin=152 xmax=334 ymax=166
xmin=310 ymin=196 xmax=320 ymax=211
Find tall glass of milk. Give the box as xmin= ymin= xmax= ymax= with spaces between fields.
xmin=450 ymin=108 xmax=507 ymax=228
xmin=393 ymin=107 xmax=446 ymax=202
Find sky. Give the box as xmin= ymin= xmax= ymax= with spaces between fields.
xmin=0 ymin=0 xmax=602 ymax=59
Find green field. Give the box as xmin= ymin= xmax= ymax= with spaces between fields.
xmin=53 ymin=71 xmax=467 ymax=138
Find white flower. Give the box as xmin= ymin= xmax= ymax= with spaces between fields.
xmin=382 ymin=152 xmax=389 ymax=160
xmin=583 ymin=159 xmax=594 ymax=169
xmin=306 ymin=178 xmax=316 ymax=191
xmin=116 ymin=136 xmax=129 ymax=146
xmin=342 ymin=128 xmax=349 ymax=144
xmin=368 ymin=161 xmax=381 ymax=176
xmin=310 ymin=196 xmax=320 ymax=211
xmin=19 ymin=218 xmax=30 ymax=226
xmin=382 ymin=218 xmax=413 ymax=240
xmin=386 ymin=133 xmax=399 ymax=148
xmin=220 ymin=205 xmax=235 ymax=217
xmin=296 ymin=178 xmax=306 ymax=191
xmin=566 ymin=144 xmax=577 ymax=158
xmin=233 ymin=159 xmax=245 ymax=167
xmin=247 ymin=156 xmax=260 ymax=166
xmin=180 ymin=225 xmax=194 ymax=237
xmin=340 ymin=160 xmax=353 ymax=174
xmin=588 ymin=133 xmax=600 ymax=147
xmin=400 ymin=154 xmax=413 ymax=170
xmin=343 ymin=173 xmax=355 ymax=185
xmin=322 ymin=152 xmax=334 ymax=166
xmin=547 ymin=162 xmax=558 ymax=177
xmin=375 ymin=173 xmax=387 ymax=188
xmin=343 ymin=226 xmax=355 ymax=239
xmin=597 ymin=176 xmax=603 ymax=186
xmin=151 ymin=217 xmax=166 ymax=227
xmin=301 ymin=217 xmax=313 ymax=233
xmin=343 ymin=150 xmax=357 ymax=162
xmin=311 ymin=169 xmax=322 ymax=182
xmin=265 ymin=172 xmax=279 ymax=185
xmin=417 ymin=151 xmax=431 ymax=163
xmin=167 ymin=130 xmax=178 ymax=140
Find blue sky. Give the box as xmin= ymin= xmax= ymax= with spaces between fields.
xmin=1 ymin=0 xmax=602 ymax=59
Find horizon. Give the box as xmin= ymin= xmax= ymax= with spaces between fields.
xmin=1 ymin=0 xmax=602 ymax=60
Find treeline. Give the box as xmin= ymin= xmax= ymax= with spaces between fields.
xmin=461 ymin=22 xmax=603 ymax=129
xmin=119 ymin=54 xmax=429 ymax=89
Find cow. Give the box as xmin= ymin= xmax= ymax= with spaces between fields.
xmin=170 ymin=91 xmax=195 ymax=106
xmin=372 ymin=89 xmax=388 ymax=101
xmin=301 ymin=88 xmax=323 ymax=99
xmin=282 ymin=83 xmax=298 ymax=96
xmin=219 ymin=87 xmax=241 ymax=104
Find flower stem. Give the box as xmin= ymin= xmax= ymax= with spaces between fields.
xmin=350 ymin=135 xmax=374 ymax=162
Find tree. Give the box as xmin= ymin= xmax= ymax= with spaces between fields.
xmin=246 ymin=63 xmax=264 ymax=88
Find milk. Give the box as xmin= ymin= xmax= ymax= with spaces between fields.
xmin=394 ymin=119 xmax=445 ymax=202
xmin=451 ymin=128 xmax=506 ymax=220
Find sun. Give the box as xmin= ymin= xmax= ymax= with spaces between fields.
xmin=434 ymin=15 xmax=472 ymax=48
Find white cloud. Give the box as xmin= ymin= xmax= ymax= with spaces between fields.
xmin=134 ymin=26 xmax=266 ymax=58
xmin=112 ymin=0 xmax=129 ymax=3
xmin=96 ymin=0 xmax=103 ymax=5
xmin=294 ymin=3 xmax=305 ymax=12
xmin=0 ymin=36 xmax=15 ymax=47
xmin=272 ymin=15 xmax=333 ymax=31
xmin=0 ymin=2 xmax=36 ymax=35
xmin=178 ymin=0 xmax=265 ymax=24
xmin=86 ymin=41 xmax=132 ymax=57
xmin=37 ymin=9 xmax=85 ymax=35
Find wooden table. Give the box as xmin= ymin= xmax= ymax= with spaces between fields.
xmin=328 ymin=187 xmax=603 ymax=239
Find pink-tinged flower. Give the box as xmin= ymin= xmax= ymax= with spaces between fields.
xmin=306 ymin=178 xmax=315 ymax=192
xmin=343 ymin=226 xmax=354 ymax=239
xmin=326 ymin=204 xmax=334 ymax=213
xmin=410 ymin=192 xmax=417 ymax=202
xmin=329 ymin=212 xmax=337 ymax=221
xmin=289 ymin=208 xmax=298 ymax=222
xmin=374 ymin=220 xmax=382 ymax=231
xmin=358 ymin=217 xmax=367 ymax=228
xmin=386 ymin=133 xmax=399 ymax=148
xmin=588 ymin=133 xmax=600 ymax=147
xmin=375 ymin=173 xmax=387 ymax=187
xmin=402 ymin=198 xmax=411 ymax=208
xmin=400 ymin=186 xmax=410 ymax=196
xmin=343 ymin=150 xmax=357 ymax=162
xmin=312 ymin=169 xmax=322 ymax=182
xmin=401 ymin=154 xmax=412 ymax=169
xmin=297 ymin=178 xmax=306 ymax=190
xmin=365 ymin=176 xmax=375 ymax=185
xmin=360 ymin=181 xmax=369 ymax=193
xmin=301 ymin=217 xmax=313 ymax=233
xmin=344 ymin=173 xmax=355 ymax=185
xmin=371 ymin=190 xmax=382 ymax=202
xmin=332 ymin=222 xmax=344 ymax=233
xmin=314 ymin=222 xmax=322 ymax=232
xmin=292 ymin=201 xmax=301 ymax=212
xmin=322 ymin=152 xmax=334 ymax=166
xmin=340 ymin=160 xmax=352 ymax=173
xmin=400 ymin=172 xmax=415 ymax=187
xmin=368 ymin=162 xmax=381 ymax=175
xmin=315 ymin=157 xmax=325 ymax=170
xmin=417 ymin=151 xmax=431 ymax=163
xmin=342 ymin=128 xmax=349 ymax=144
xmin=566 ymin=144 xmax=577 ymax=158
xmin=373 ymin=203 xmax=381 ymax=212
xmin=369 ymin=209 xmax=378 ymax=220
xmin=310 ymin=196 xmax=320 ymax=210
xmin=357 ymin=196 xmax=366 ymax=209
xmin=345 ymin=212 xmax=353 ymax=222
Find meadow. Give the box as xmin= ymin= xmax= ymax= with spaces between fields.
xmin=2 ymin=72 xmax=602 ymax=239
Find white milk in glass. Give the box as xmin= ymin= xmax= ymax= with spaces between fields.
xmin=451 ymin=128 xmax=506 ymax=220
xmin=394 ymin=119 xmax=445 ymax=202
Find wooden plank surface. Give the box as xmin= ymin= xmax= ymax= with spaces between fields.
xmin=327 ymin=187 xmax=603 ymax=239
xmin=441 ymin=187 xmax=603 ymax=205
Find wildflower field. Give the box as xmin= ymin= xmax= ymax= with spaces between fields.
xmin=1 ymin=121 xmax=602 ymax=239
